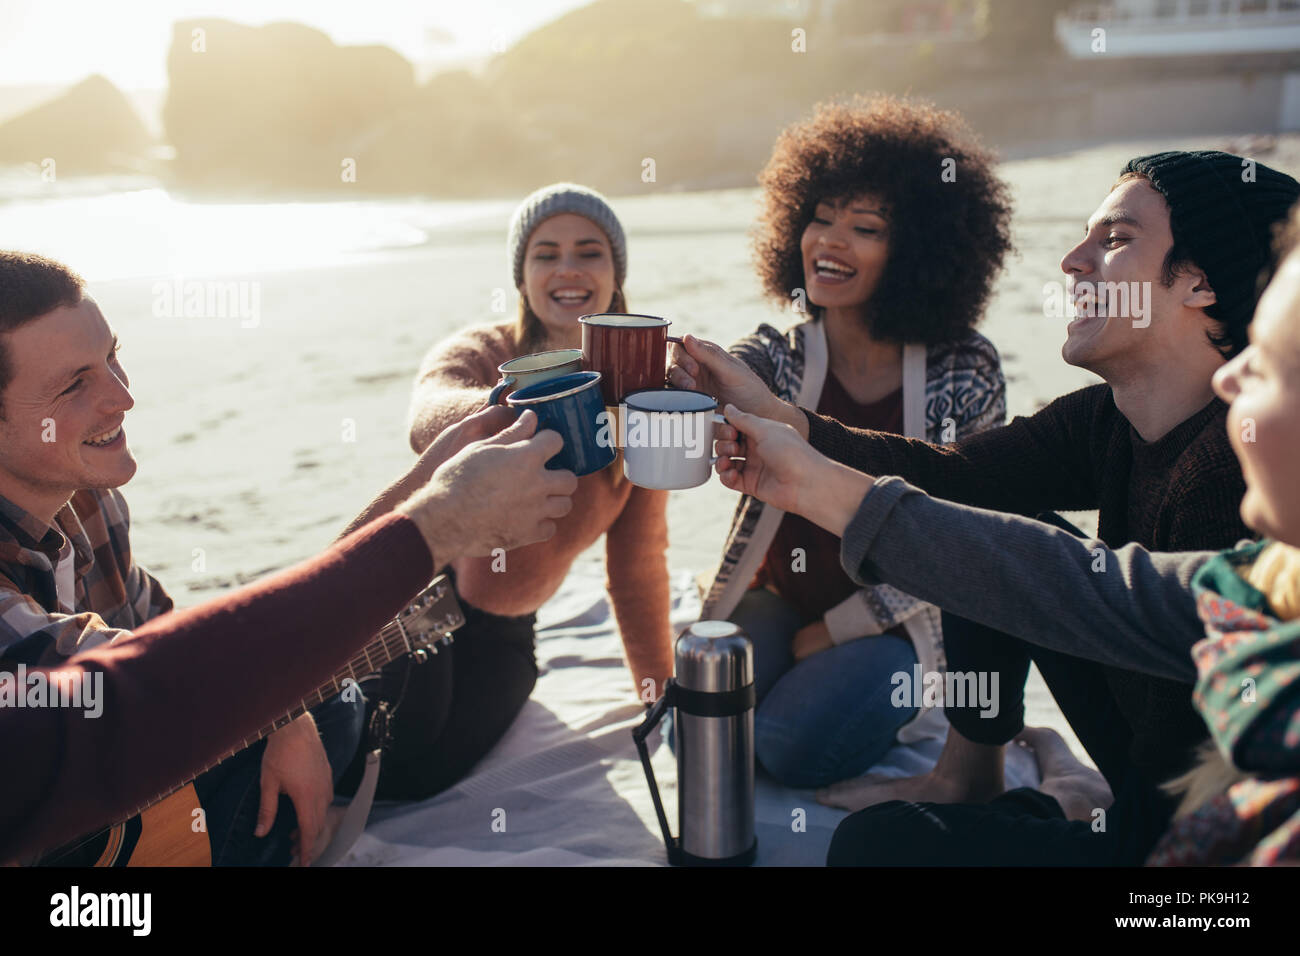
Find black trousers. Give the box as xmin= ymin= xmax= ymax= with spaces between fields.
xmin=826 ymin=766 xmax=1175 ymax=866
xmin=826 ymin=513 xmax=1179 ymax=866
xmin=339 ymin=596 xmax=538 ymax=802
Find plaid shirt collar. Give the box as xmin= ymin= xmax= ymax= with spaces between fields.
xmin=0 ymin=491 xmax=95 ymax=583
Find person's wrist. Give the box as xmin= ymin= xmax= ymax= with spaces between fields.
xmin=399 ymin=487 xmax=458 ymax=570
xmin=803 ymin=459 xmax=873 ymax=537
xmin=772 ymin=398 xmax=809 ymax=439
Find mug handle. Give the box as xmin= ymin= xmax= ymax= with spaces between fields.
xmin=486 ymin=375 xmax=517 ymax=405
xmin=632 ymin=681 xmax=682 ymax=865
xmin=708 ymin=410 xmax=729 ymax=467
xmin=663 ymin=336 xmax=688 ymax=387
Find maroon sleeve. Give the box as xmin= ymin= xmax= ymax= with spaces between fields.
xmin=802 ymin=385 xmax=1105 ymax=516
xmin=1 ymin=512 xmax=432 ymax=864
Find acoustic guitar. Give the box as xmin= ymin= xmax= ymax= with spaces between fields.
xmin=32 ymin=575 xmax=464 ymax=867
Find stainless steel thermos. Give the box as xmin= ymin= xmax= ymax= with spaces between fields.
xmin=633 ymin=620 xmax=757 ymax=866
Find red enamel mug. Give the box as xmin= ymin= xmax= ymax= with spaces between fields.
xmin=579 ymin=313 xmax=682 ymax=407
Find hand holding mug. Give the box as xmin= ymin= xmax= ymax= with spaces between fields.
xmin=341 ymin=404 xmax=523 ymax=542
xmin=400 ymin=409 xmax=578 ymax=564
xmin=668 ymin=335 xmax=804 ymax=434
xmin=715 ymin=404 xmax=874 ymax=538
xmin=411 ymin=404 xmax=518 ymax=485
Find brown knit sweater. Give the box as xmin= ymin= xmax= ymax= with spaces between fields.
xmin=408 ymin=321 xmax=674 ymax=695
xmin=805 ymin=383 xmax=1251 ymax=780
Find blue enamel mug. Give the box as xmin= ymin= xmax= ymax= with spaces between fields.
xmin=506 ymin=370 xmax=617 ymax=476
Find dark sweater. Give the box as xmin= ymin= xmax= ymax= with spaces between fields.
xmin=2 ymin=512 xmax=432 ymax=865
xmin=804 ymin=383 xmax=1251 ymax=780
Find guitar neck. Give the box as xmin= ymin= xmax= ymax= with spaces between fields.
xmin=125 ymin=613 xmax=417 ymax=819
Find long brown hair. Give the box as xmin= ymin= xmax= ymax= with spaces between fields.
xmin=514 ymin=287 xmax=629 ymax=355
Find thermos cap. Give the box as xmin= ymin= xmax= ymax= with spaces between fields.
xmin=675 ymin=621 xmax=753 ymax=693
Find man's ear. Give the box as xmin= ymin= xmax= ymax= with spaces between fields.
xmin=1182 ymin=267 xmax=1217 ymax=310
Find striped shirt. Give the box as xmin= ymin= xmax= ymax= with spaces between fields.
xmin=0 ymin=488 xmax=172 ymax=667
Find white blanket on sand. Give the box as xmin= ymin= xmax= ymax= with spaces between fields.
xmin=338 ymin=569 xmax=1040 ymax=867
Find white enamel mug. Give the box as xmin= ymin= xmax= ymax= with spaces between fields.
xmin=621 ymin=388 xmax=727 ymax=490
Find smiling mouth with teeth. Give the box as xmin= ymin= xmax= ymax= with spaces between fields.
xmin=813 ymin=258 xmax=857 ymax=279
xmin=83 ymin=425 xmax=122 ymax=448
xmin=1071 ymin=294 xmax=1108 ymax=319
xmin=550 ymin=289 xmax=593 ymax=306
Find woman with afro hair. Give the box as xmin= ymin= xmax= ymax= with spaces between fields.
xmin=669 ymin=94 xmax=1013 ymax=788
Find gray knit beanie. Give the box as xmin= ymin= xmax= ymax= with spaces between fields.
xmin=508 ymin=182 xmax=627 ymax=290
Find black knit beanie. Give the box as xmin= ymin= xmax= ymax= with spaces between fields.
xmin=1121 ymin=150 xmax=1300 ymax=352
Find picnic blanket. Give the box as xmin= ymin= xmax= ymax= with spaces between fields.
xmin=338 ymin=566 xmax=1040 ymax=866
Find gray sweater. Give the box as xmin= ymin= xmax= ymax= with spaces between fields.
xmin=839 ymin=476 xmax=1219 ymax=684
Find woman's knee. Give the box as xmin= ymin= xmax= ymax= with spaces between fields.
xmin=754 ymin=708 xmax=881 ymax=789
xmin=755 ymin=711 xmax=900 ymax=789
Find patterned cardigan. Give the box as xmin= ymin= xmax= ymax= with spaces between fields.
xmin=700 ymin=316 xmax=1006 ymax=739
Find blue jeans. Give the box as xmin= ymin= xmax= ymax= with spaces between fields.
xmin=192 ymin=691 xmax=365 ymax=866
xmin=735 ymin=588 xmax=919 ymax=788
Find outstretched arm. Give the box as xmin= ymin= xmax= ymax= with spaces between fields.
xmin=716 ymin=404 xmax=1210 ymax=683
xmin=841 ymin=476 xmax=1210 ymax=683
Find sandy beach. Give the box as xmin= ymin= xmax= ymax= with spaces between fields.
xmin=8 ymin=133 xmax=1299 ymax=759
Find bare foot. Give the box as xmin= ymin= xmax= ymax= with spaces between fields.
xmin=1015 ymin=726 xmax=1113 ymax=822
xmin=817 ymin=730 xmax=1006 ymax=812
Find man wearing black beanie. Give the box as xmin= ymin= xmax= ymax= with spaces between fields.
xmin=672 ymin=148 xmax=1300 ymax=865
xmin=1119 ymin=150 xmax=1300 ymax=358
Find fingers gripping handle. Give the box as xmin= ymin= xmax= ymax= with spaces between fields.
xmin=709 ymin=410 xmax=728 ymax=465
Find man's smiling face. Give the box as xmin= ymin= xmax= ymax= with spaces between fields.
xmin=0 ymin=297 xmax=136 ymax=522
xmin=1058 ymin=177 xmax=1217 ymax=378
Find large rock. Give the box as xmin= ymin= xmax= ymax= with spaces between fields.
xmin=0 ymin=74 xmax=153 ymax=172
xmin=355 ymin=70 xmax=553 ymax=196
xmin=164 ymin=19 xmax=417 ymax=193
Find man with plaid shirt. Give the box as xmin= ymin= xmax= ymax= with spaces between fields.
xmin=0 ymin=252 xmax=363 ymax=865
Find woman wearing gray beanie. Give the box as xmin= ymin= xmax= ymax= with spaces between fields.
xmin=342 ymin=184 xmax=672 ymax=802
xmin=505 ymin=182 xmax=629 ymax=353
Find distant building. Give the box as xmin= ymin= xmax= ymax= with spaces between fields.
xmin=692 ymin=0 xmax=976 ymax=38
xmin=1057 ymin=0 xmax=1300 ymax=57
xmin=691 ymin=0 xmax=803 ymax=20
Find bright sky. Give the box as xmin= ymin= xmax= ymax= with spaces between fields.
xmin=0 ymin=0 xmax=593 ymax=88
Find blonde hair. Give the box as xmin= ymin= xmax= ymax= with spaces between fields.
xmin=1164 ymin=742 xmax=1246 ymax=819
xmin=1241 ymin=541 xmax=1300 ymax=621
